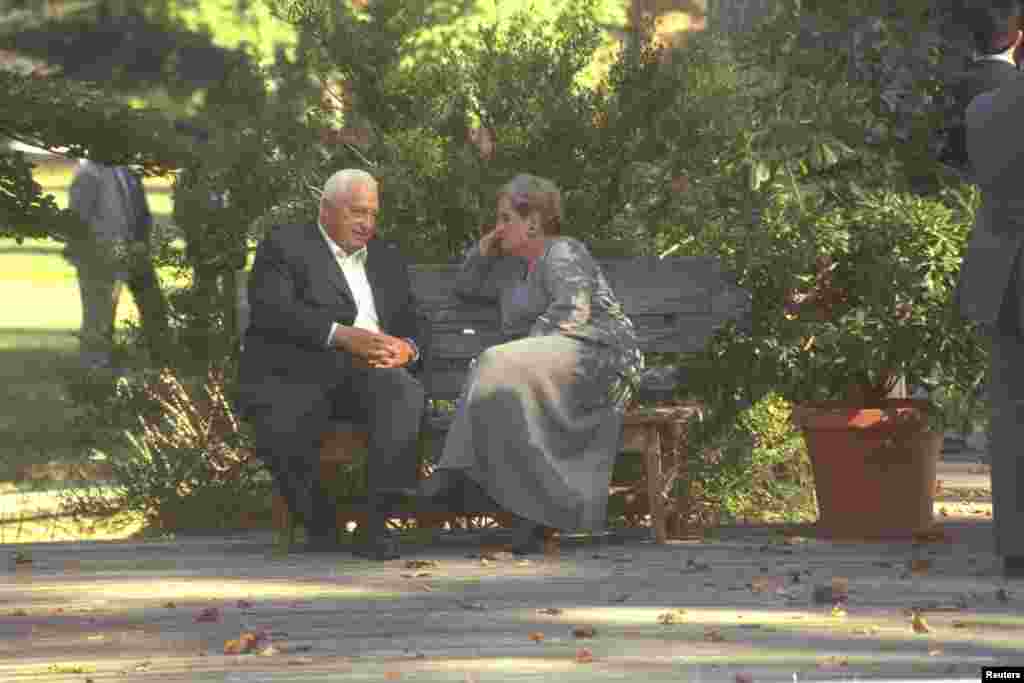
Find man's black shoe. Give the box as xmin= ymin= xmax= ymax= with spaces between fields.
xmin=1004 ymin=556 xmax=1024 ymax=578
xmin=300 ymin=533 xmax=346 ymax=554
xmin=352 ymin=535 xmax=401 ymax=561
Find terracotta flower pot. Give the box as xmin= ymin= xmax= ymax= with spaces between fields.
xmin=793 ymin=399 xmax=941 ymax=540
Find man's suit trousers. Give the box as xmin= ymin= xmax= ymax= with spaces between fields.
xmin=247 ymin=363 xmax=425 ymax=536
xmin=987 ymin=258 xmax=1024 ymax=557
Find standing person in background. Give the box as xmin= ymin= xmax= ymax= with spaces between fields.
xmin=940 ymin=0 xmax=1024 ymax=174
xmin=959 ymin=73 xmax=1024 ymax=579
xmin=66 ymin=159 xmax=170 ymax=371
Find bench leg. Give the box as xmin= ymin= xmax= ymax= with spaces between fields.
xmin=657 ymin=420 xmax=688 ymax=540
xmin=642 ymin=423 xmax=669 ymax=544
xmin=271 ymin=488 xmax=296 ymax=549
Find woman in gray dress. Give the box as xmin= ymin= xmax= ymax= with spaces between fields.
xmin=418 ymin=174 xmax=643 ymax=553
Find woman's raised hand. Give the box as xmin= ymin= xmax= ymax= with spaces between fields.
xmin=479 ymin=226 xmax=503 ymax=257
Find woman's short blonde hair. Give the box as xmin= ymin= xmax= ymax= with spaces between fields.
xmin=497 ymin=174 xmax=562 ymax=236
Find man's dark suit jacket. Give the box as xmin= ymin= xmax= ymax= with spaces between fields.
xmin=237 ymin=223 xmax=423 ymax=419
xmin=942 ymin=58 xmax=1022 ymax=170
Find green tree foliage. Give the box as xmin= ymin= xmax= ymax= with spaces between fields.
xmin=270 ymin=0 xmax=697 ymax=261
xmin=0 ymin=69 xmax=186 ymax=242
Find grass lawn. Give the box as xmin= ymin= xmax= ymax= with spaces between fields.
xmin=0 ymin=159 xmax=180 ymax=485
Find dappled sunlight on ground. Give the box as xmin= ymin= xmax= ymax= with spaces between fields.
xmin=0 ymin=512 xmax=144 ymax=544
xmin=4 ymin=577 xmax=396 ymax=608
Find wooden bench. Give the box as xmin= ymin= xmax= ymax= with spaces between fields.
xmin=237 ymin=255 xmax=750 ymax=544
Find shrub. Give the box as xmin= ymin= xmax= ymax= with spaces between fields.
xmin=683 ymin=393 xmax=816 ymax=527
xmin=59 ymin=366 xmax=268 ymax=534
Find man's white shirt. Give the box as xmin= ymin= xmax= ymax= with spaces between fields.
xmin=319 ymin=222 xmax=380 ymax=343
xmin=318 ymin=223 xmax=418 ymax=362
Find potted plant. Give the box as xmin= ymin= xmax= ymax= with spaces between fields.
xmin=705 ymin=188 xmax=987 ymax=540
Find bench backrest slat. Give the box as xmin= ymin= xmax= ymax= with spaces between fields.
xmin=237 ymin=255 xmax=751 ymax=401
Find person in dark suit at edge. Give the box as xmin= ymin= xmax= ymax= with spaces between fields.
xmin=959 ymin=56 xmax=1024 ymax=579
xmin=236 ymin=169 xmax=424 ymax=559
xmin=940 ymin=0 xmax=1024 ymax=174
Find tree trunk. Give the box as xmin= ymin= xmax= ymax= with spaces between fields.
xmin=706 ymin=0 xmax=776 ymax=36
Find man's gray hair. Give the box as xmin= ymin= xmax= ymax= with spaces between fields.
xmin=321 ymin=169 xmax=377 ymax=206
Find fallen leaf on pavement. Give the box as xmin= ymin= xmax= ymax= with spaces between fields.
xmin=479 ymin=558 xmax=492 ymax=567
xmin=911 ymin=611 xmax=931 ymax=633
xmin=223 ymin=631 xmax=266 ymax=655
xmin=537 ymin=607 xmax=563 ymax=616
xmin=910 ymin=559 xmax=931 ymax=574
xmin=817 ymin=656 xmax=849 ymax=670
xmin=528 ymin=631 xmax=545 ymax=642
xmin=657 ymin=612 xmax=678 ymax=625
xmin=576 ymin=647 xmax=594 ymax=663
xmin=751 ymin=576 xmax=785 ymax=593
xmin=10 ymin=609 xmax=27 ymax=617
xmin=404 ymin=560 xmax=438 ymax=569
xmin=704 ymin=627 xmax=725 ymax=642
xmin=163 ymin=602 xmax=176 ymax=609
xmin=236 ymin=600 xmax=253 ymax=609
xmin=194 ymin=607 xmax=220 ymax=623
xmin=831 ymin=604 xmax=848 ymax=618
xmin=571 ymin=625 xmax=597 ymax=638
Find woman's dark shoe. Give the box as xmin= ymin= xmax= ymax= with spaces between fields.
xmin=509 ymin=518 xmax=556 ymax=556
xmin=1004 ymin=556 xmax=1024 ymax=579
xmin=352 ymin=535 xmax=401 ymax=561
xmin=351 ymin=515 xmax=401 ymax=561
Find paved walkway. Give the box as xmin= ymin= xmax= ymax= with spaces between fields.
xmin=1 ymin=455 xmax=1018 ymax=682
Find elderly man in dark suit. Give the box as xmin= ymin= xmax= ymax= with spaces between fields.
xmin=960 ymin=70 xmax=1024 ymax=579
xmin=237 ymin=169 xmax=424 ymax=559
xmin=941 ymin=1 xmax=1024 ymax=172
